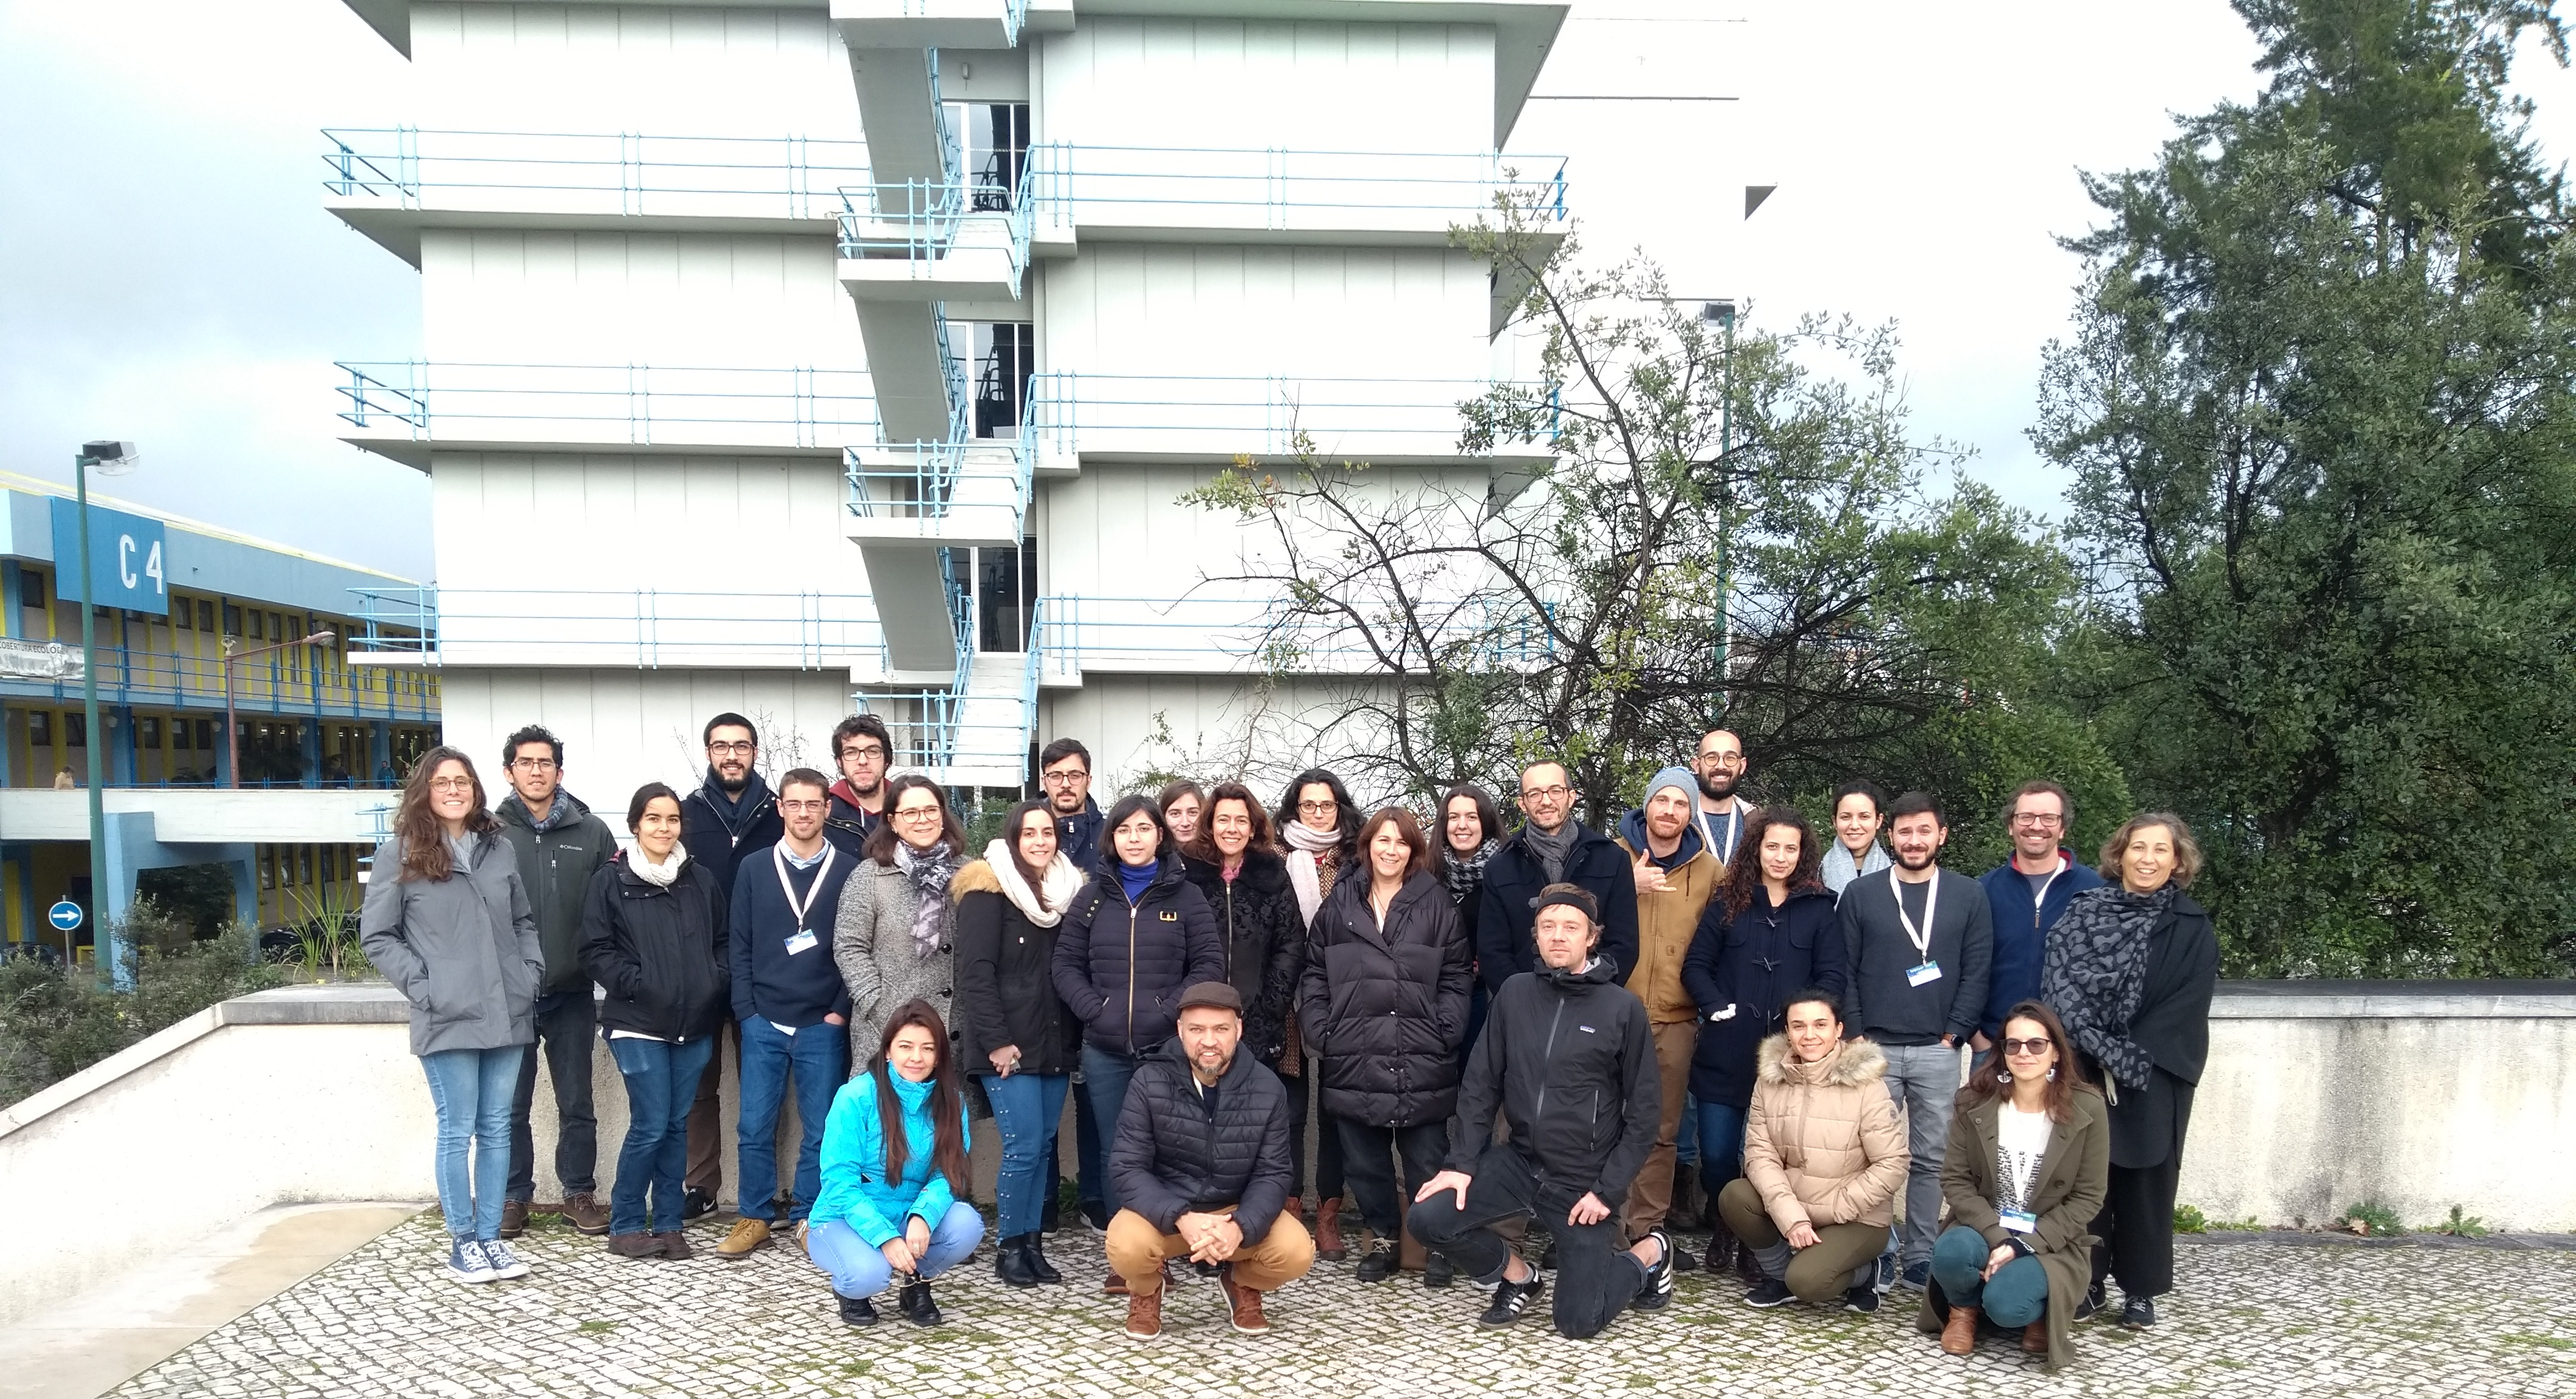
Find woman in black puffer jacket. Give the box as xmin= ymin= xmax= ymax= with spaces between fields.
xmin=1179 ymin=781 xmax=1306 ymax=1071
xmin=1297 ymin=807 xmax=1471 ymax=1283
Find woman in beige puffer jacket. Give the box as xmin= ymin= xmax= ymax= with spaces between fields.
xmin=1715 ymin=1000 xmax=1909 ymax=1307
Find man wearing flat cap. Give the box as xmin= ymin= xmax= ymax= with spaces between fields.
xmin=1409 ymin=884 xmax=1669 ymax=1336
xmin=1107 ymin=981 xmax=1315 ymax=1340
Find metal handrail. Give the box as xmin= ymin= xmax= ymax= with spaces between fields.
xmin=844 ymin=371 xmax=1037 ymax=528
xmin=334 ymin=361 xmax=880 ymax=448
xmin=837 ymin=176 xmax=1035 ymax=295
xmin=0 ymin=642 xmax=440 ymax=722
xmin=320 ymin=128 xmax=871 ymax=220
xmin=1025 ymin=372 xmax=1558 ymax=455
xmin=348 ymin=585 xmax=890 ymax=672
xmin=1027 ymin=143 xmax=1570 ymax=222
xmin=1040 ymin=594 xmax=1558 ymax=669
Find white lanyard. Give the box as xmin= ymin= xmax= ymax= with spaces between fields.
xmin=2024 ymin=856 xmax=2063 ymax=927
xmin=1704 ymin=803 xmax=1741 ymax=863
xmin=1889 ymin=865 xmax=1939 ymax=958
xmin=773 ymin=843 xmax=837 ymax=931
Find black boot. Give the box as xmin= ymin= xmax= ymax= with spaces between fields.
xmin=1022 ymin=1232 xmax=1063 ymax=1284
xmin=897 ymin=1277 xmax=943 ymax=1327
xmin=996 ymin=1234 xmax=1040 ymax=1288
xmin=837 ymin=1292 xmax=879 ymax=1327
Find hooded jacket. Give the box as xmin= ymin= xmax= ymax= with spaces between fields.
xmin=1739 ymin=1034 xmax=1907 ymax=1232
xmin=679 ymin=767 xmax=783 ymax=900
xmin=821 ymin=777 xmax=884 ymax=856
xmin=1613 ymin=806 xmax=1723 ymax=1024
xmin=1050 ymin=853 xmax=1227 ymax=1056
xmin=1053 ymin=796 xmax=1107 ymax=875
xmin=359 ymin=830 xmax=544 ymax=1057
xmin=1447 ymin=956 xmax=1660 ymax=1208
xmin=1108 ymin=1032 xmax=1295 ymax=1243
xmin=1296 ymin=869 xmax=1473 ymax=1128
xmin=1476 ymin=820 xmax=1642 ymax=993
xmin=809 ymin=1066 xmax=972 ymax=1245
xmin=1922 ymin=1086 xmax=2112 ymax=1372
xmin=494 ymin=788 xmax=618 ymax=996
xmin=577 ymin=851 xmax=730 ymax=1043
xmin=1180 ymin=848 xmax=1306 ymax=1066
xmin=1682 ymin=881 xmax=1847 ymax=1107
xmin=949 ymin=860 xmax=1082 ymax=1078
xmin=1977 ymin=852 xmax=2106 ymax=1041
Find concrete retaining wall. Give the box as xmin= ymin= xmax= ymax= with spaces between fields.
xmin=4 ymin=979 xmax=2569 ymax=1329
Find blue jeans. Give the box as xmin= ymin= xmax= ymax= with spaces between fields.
xmin=1931 ymin=1224 xmax=2049 ymax=1326
xmin=807 ymin=1203 xmax=985 ymax=1299
xmin=1693 ymin=1099 xmax=1749 ymax=1201
xmin=738 ymin=1018 xmax=848 ymax=1222
xmin=984 ymin=1071 xmax=1069 ymax=1239
xmin=1080 ymin=1044 xmax=1150 ymax=1216
xmin=607 ymin=1035 xmax=716 ymax=1236
xmin=420 ymin=1046 xmax=525 ymax=1242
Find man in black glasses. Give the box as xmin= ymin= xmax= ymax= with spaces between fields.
xmin=1040 ymin=736 xmax=1105 ymax=874
xmin=679 ymin=712 xmax=785 ymax=1220
xmin=822 ymin=713 xmax=893 ymax=853
xmin=1477 ymin=757 xmax=1641 ymax=992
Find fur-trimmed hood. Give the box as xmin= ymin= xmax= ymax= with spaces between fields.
xmin=1756 ymin=1033 xmax=1889 ymax=1089
xmin=949 ymin=858 xmax=1003 ymax=902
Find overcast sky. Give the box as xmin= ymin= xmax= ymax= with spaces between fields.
xmin=4 ymin=0 xmax=2571 ymax=578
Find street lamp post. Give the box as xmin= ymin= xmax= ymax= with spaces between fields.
xmin=1702 ymin=302 xmax=1738 ymax=721
xmin=74 ymin=441 xmax=138 ymax=987
xmin=225 ymin=631 xmax=337 ymax=790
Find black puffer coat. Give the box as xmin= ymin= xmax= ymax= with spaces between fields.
xmin=1448 ymin=956 xmax=1660 ymax=1207
xmin=1180 ymin=849 xmax=1306 ymax=1067
xmin=1297 ymin=870 xmax=1473 ymax=1127
xmin=1050 ymin=853 xmax=1227 ymax=1056
xmin=1682 ymin=881 xmax=1846 ymax=1107
xmin=950 ymin=861 xmax=1081 ymax=1078
xmin=577 ymin=853 xmax=731 ymax=1044
xmin=1108 ymin=1032 xmax=1295 ymax=1242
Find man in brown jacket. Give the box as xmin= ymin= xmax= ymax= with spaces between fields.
xmin=1612 ymin=765 xmax=1722 ymax=1268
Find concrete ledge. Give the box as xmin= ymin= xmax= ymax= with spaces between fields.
xmin=2213 ymin=979 xmax=2576 ymax=1019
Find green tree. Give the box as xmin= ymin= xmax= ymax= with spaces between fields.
xmin=2039 ymin=0 xmax=2576 ymax=974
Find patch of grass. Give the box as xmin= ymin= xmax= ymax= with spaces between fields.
xmin=2206 ymin=1213 xmax=2263 ymax=1231
xmin=2500 ymin=1332 xmax=2574 ymax=1351
xmin=2434 ymin=1204 xmax=2489 ymax=1239
xmin=2334 ymin=1201 xmax=2404 ymax=1237
xmin=2174 ymin=1204 xmax=2209 ymax=1234
xmin=576 ymin=1320 xmax=620 ymax=1335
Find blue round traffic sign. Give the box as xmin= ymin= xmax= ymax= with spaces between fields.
xmin=48 ymin=900 xmax=82 ymax=931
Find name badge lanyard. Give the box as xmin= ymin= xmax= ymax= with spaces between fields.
xmin=775 ymin=843 xmax=837 ymax=933
xmin=1891 ymin=866 xmax=1939 ymax=974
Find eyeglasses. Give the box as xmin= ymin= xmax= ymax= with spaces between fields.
xmin=1041 ymin=769 xmax=1089 ymax=786
xmin=1296 ymin=800 xmax=1338 ymax=816
xmin=894 ymin=806 xmax=944 ymax=822
xmin=1520 ymin=785 xmax=1570 ymax=802
xmin=1696 ymin=753 xmax=1744 ymax=768
xmin=428 ymin=777 xmax=474 ymax=793
xmin=2011 ymin=812 xmax=2065 ymax=828
xmin=707 ymin=741 xmax=755 ymax=757
xmin=777 ymin=799 xmax=827 ymax=814
xmin=2001 ymin=1037 xmax=2053 ymax=1057
xmin=838 ymin=743 xmax=887 ymax=762
xmin=508 ymin=757 xmax=557 ymax=772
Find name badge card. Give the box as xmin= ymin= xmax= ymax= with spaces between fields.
xmin=1905 ymin=961 xmax=1943 ymax=987
xmin=784 ymin=930 xmax=818 ymax=956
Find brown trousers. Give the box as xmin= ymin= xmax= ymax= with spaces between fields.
xmin=1619 ymin=1018 xmax=1698 ymax=1236
xmin=1106 ymin=1207 xmax=1316 ymax=1297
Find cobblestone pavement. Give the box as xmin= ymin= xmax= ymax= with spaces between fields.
xmin=107 ymin=1212 xmax=2576 ymax=1399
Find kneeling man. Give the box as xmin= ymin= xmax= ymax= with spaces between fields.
xmin=1410 ymin=885 xmax=1671 ymax=1337
xmin=1108 ymin=982 xmax=1315 ymax=1339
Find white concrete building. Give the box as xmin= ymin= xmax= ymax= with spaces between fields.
xmin=323 ymin=0 xmax=1581 ymax=803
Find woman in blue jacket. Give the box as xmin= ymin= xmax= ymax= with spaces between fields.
xmin=1682 ymin=806 xmax=1846 ymax=1279
xmin=805 ymin=999 xmax=984 ymax=1328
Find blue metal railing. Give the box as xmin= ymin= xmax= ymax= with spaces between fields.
xmin=1027 ymin=144 xmax=1569 ymax=228
xmin=334 ymin=362 xmax=880 ymax=450
xmin=1039 ymin=595 xmax=1558 ymax=672
xmin=844 ymin=368 xmax=1037 ymax=530
xmin=1025 ymin=373 xmax=1558 ymax=458
xmin=837 ymin=177 xmax=1035 ymax=295
xmin=349 ymin=586 xmax=889 ymax=672
xmin=321 ymin=128 xmax=871 ymax=222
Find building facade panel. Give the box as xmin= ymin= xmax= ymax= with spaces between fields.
xmin=421 ymin=231 xmax=859 ymax=369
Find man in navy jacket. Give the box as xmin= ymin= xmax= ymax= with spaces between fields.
xmin=1477 ymin=759 xmax=1642 ymax=992
xmin=1975 ymin=780 xmax=2104 ymax=1052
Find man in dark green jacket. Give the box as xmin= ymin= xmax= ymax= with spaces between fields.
xmin=493 ymin=724 xmax=617 ymax=1237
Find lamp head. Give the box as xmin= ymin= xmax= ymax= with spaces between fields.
xmin=300 ymin=630 xmax=337 ymax=645
xmin=79 ymin=441 xmax=140 ymax=476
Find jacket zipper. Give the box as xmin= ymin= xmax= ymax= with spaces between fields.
xmin=1125 ymin=897 xmax=1140 ymax=1054
xmin=1531 ymin=995 xmax=1568 ymax=1125
xmin=1223 ymin=884 xmax=1237 ymax=978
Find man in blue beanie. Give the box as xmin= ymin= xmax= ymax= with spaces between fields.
xmin=1610 ymin=765 xmax=1720 ymax=1274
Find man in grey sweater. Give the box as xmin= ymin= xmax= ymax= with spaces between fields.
xmin=1836 ymin=790 xmax=1991 ymax=1288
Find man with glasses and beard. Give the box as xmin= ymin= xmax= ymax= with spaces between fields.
xmin=1838 ymin=791 xmax=1993 ymax=1290
xmin=1974 ymin=781 xmax=2102 ymax=1059
xmin=1477 ymin=759 xmax=1641 ymax=991
xmin=677 ymin=712 xmax=786 ymax=1220
xmin=822 ymin=713 xmax=893 ymax=853
xmin=1690 ymin=729 xmax=1757 ymax=867
xmin=1041 ymin=738 xmax=1106 ymax=875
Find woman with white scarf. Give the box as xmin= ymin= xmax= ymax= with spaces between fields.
xmin=951 ymin=799 xmax=1086 ymax=1287
xmin=1271 ymin=767 xmax=1362 ymax=1258
xmin=578 ymin=782 xmax=731 ymax=1260
xmin=1821 ymin=780 xmax=1894 ymax=894
xmin=837 ymin=775 xmax=967 ymax=1066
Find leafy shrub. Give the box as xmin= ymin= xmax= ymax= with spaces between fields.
xmin=2436 ymin=1205 xmax=2490 ymax=1239
xmin=2336 ymin=1202 xmax=2405 ymax=1237
xmin=0 ymin=910 xmax=282 ymax=1107
xmin=2173 ymin=1204 xmax=2208 ymax=1234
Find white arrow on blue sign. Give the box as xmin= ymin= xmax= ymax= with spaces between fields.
xmin=48 ymin=900 xmax=83 ymax=931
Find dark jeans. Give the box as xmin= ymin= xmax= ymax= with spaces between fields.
xmin=1080 ymin=1044 xmax=1154 ymax=1216
xmin=1933 ymin=1224 xmax=2048 ymax=1326
xmin=737 ymin=1017 xmax=846 ymax=1222
xmin=1339 ymin=1118 xmax=1449 ymax=1239
xmin=1693 ymin=1099 xmax=1749 ymax=1203
xmin=507 ymin=988 xmax=599 ymax=1201
xmin=1071 ymin=1071 xmax=1103 ymax=1214
xmin=606 ymin=1034 xmax=715 ymax=1236
xmin=1408 ymin=1142 xmax=1645 ymax=1339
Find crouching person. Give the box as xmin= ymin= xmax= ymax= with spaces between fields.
xmin=1717 ymin=990 xmax=1907 ymax=1312
xmin=1108 ymin=983 xmax=1315 ymax=1340
xmin=805 ymin=1000 xmax=986 ymax=1328
xmin=1408 ymin=885 xmax=1671 ymax=1338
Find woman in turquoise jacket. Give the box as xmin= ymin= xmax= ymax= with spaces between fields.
xmin=806 ymin=998 xmax=984 ymax=1328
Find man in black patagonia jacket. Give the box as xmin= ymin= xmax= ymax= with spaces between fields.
xmin=1106 ymin=983 xmax=1315 ymax=1342
xmin=1411 ymin=884 xmax=1674 ymax=1338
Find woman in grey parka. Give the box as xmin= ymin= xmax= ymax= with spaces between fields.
xmin=360 ymin=746 xmax=543 ymax=1286
xmin=835 ymin=774 xmax=967 ymax=1065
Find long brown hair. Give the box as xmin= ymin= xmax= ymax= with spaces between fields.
xmin=1181 ymin=780 xmax=1277 ymax=864
xmin=1354 ymin=806 xmax=1433 ymax=883
xmin=863 ymin=774 xmax=968 ymax=866
xmin=395 ymin=746 xmax=500 ymax=883
xmin=995 ymin=798 xmax=1063 ymax=912
xmin=1954 ymin=999 xmax=2086 ymax=1122
xmin=1720 ymin=804 xmax=1824 ymax=920
xmin=871 ymin=998 xmax=972 ymax=1192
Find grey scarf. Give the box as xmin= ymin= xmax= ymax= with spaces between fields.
xmin=2039 ymin=884 xmax=2172 ymax=1090
xmin=892 ymin=840 xmax=960 ymax=960
xmin=1444 ymin=839 xmax=1498 ymax=902
xmin=1520 ymin=821 xmax=1575 ymax=885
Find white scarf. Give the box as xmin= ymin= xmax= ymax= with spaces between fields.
xmin=630 ymin=844 xmax=687 ymax=888
xmin=984 ymin=839 xmax=1083 ymax=928
xmin=1282 ymin=821 xmax=1341 ymax=924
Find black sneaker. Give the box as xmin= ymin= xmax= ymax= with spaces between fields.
xmin=1630 ymin=1229 xmax=1676 ymax=1311
xmin=1744 ymin=1277 xmax=1794 ymax=1309
xmin=681 ymin=1187 xmax=716 ymax=1222
xmin=1669 ymin=1244 xmax=1699 ymax=1274
xmin=2074 ymin=1282 xmax=2106 ymax=1322
xmin=1424 ymin=1252 xmax=1456 ymax=1289
xmin=1479 ymin=1272 xmax=1545 ymax=1327
xmin=1355 ymin=1237 xmax=1398 ymax=1283
xmin=2121 ymin=1293 xmax=2157 ymax=1329
xmin=1843 ymin=1283 xmax=1881 ymax=1314
xmin=837 ymin=1294 xmax=879 ymax=1327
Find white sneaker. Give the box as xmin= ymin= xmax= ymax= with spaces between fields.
xmin=479 ymin=1239 xmax=533 ymax=1280
xmin=446 ymin=1239 xmax=498 ymax=1284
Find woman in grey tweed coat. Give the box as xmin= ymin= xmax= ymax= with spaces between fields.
xmin=834 ymin=774 xmax=967 ymax=1067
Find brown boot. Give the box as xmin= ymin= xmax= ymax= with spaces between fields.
xmin=653 ymin=1230 xmax=693 ymax=1260
xmin=605 ymin=1232 xmax=665 ymax=1258
xmin=1316 ymin=1197 xmax=1347 ymax=1262
xmin=1219 ymin=1265 xmax=1272 ymax=1335
xmin=498 ymin=1199 xmax=529 ymax=1239
xmin=1123 ymin=1287 xmax=1163 ymax=1340
xmin=2022 ymin=1320 xmax=2049 ymax=1354
xmin=560 ymin=1192 xmax=611 ymax=1236
xmin=1941 ymin=1304 xmax=1982 ymax=1356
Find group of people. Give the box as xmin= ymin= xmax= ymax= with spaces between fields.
xmin=355 ymin=715 xmax=2219 ymax=1369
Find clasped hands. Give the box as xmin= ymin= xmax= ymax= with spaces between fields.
xmin=1176 ymin=1210 xmax=1245 ymax=1263
xmin=877 ymin=1214 xmax=934 ymax=1275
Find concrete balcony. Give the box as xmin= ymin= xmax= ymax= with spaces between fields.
xmin=333 ymin=362 xmax=879 ymax=469
xmin=320 ymin=129 xmax=869 ymax=266
xmin=845 ymin=440 xmax=1030 ymax=548
xmin=1027 ymin=372 xmax=1559 ymax=469
xmin=838 ymin=178 xmax=1032 ymax=302
xmin=831 ymin=0 xmax=1031 ymax=50
xmin=1028 ymin=144 xmax=1566 ymax=253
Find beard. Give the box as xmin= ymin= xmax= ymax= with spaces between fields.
xmin=715 ymin=768 xmax=750 ymax=795
xmin=1892 ymin=843 xmax=1938 ymax=871
xmin=1697 ymin=770 xmax=1737 ymax=801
